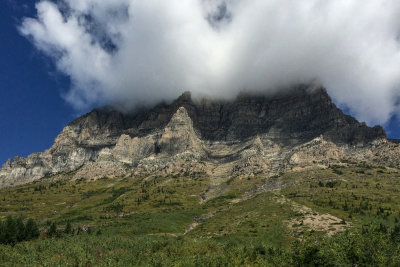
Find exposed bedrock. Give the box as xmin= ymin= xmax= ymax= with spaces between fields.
xmin=1 ymin=85 xmax=397 ymax=188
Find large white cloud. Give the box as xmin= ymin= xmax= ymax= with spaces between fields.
xmin=20 ymin=0 xmax=400 ymax=125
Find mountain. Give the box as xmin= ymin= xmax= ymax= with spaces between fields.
xmin=3 ymin=84 xmax=400 ymax=265
xmin=0 ymin=85 xmax=398 ymax=192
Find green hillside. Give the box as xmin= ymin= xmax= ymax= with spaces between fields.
xmin=1 ymin=163 xmax=400 ymax=266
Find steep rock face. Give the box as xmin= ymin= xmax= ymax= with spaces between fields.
xmin=51 ymin=85 xmax=387 ymax=147
xmin=288 ymin=137 xmax=345 ymax=167
xmin=156 ymin=106 xmax=203 ymax=155
xmin=0 ymin=85 xmax=396 ymax=188
xmin=107 ymin=135 xmax=156 ymax=164
xmin=177 ymin=86 xmax=385 ymax=145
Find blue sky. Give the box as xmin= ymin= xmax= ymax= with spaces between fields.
xmin=0 ymin=1 xmax=399 ymax=165
xmin=0 ymin=2 xmax=77 ymax=164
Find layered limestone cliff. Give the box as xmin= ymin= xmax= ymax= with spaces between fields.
xmin=0 ymin=85 xmax=398 ymax=188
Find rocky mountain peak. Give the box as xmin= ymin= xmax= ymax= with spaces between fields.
xmin=165 ymin=106 xmax=194 ymax=130
xmin=175 ymin=91 xmax=192 ymax=104
xmin=53 ymin=86 xmax=386 ymax=147
xmin=0 ymin=84 xmax=397 ymax=188
xmin=157 ymin=106 xmax=202 ymax=155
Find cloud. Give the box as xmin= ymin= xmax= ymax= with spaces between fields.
xmin=20 ymin=0 xmax=400 ymax=125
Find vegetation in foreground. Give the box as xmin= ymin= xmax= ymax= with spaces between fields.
xmin=0 ymin=163 xmax=400 ymax=266
xmin=2 ymin=224 xmax=400 ymax=266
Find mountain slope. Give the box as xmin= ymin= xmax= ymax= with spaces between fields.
xmin=1 ymin=163 xmax=400 ymax=265
xmin=0 ymin=85 xmax=397 ymax=189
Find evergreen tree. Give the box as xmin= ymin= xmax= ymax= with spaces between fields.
xmin=25 ymin=219 xmax=40 ymax=240
xmin=48 ymin=222 xmax=57 ymax=238
xmin=0 ymin=220 xmax=5 ymax=244
xmin=343 ymin=200 xmax=349 ymax=211
xmin=15 ymin=217 xmax=26 ymax=242
xmin=87 ymin=227 xmax=93 ymax=235
xmin=0 ymin=216 xmax=40 ymax=244
xmin=64 ymin=221 xmax=72 ymax=235
xmin=4 ymin=216 xmax=17 ymax=245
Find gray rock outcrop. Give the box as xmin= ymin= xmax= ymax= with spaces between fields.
xmin=0 ymin=85 xmax=398 ymax=188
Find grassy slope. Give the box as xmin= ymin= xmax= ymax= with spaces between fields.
xmin=1 ymin=163 xmax=400 ymax=265
xmin=280 ymin=164 xmax=400 ymax=227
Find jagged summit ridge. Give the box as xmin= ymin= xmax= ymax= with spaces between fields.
xmin=0 ymin=85 xmax=397 ymax=189
xmin=62 ymin=85 xmax=386 ymax=145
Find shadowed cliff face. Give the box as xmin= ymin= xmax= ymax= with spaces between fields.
xmin=67 ymin=85 xmax=386 ymax=146
xmin=0 ymin=85 xmax=393 ymax=189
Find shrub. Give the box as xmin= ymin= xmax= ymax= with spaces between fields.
xmin=0 ymin=216 xmax=40 ymax=245
xmin=25 ymin=219 xmax=40 ymax=240
xmin=64 ymin=222 xmax=72 ymax=235
xmin=47 ymin=222 xmax=57 ymax=238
